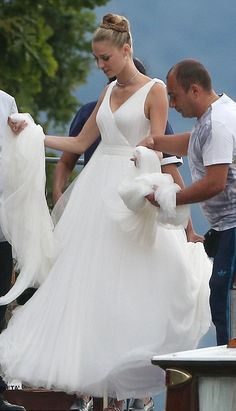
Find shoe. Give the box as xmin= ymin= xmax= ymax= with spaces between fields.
xmin=70 ymin=397 xmax=93 ymax=411
xmin=16 ymin=287 xmax=37 ymax=305
xmin=0 ymin=394 xmax=26 ymax=411
xmin=130 ymin=398 xmax=154 ymax=411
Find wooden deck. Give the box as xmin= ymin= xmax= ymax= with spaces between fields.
xmin=5 ymin=389 xmax=78 ymax=411
xmin=5 ymin=389 xmax=105 ymax=411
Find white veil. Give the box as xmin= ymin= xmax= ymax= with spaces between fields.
xmin=0 ymin=114 xmax=55 ymax=305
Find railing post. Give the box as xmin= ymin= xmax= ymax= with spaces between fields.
xmin=230 ymin=288 xmax=236 ymax=339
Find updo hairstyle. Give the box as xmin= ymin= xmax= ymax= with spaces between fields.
xmin=93 ymin=13 xmax=133 ymax=50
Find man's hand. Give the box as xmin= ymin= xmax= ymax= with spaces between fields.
xmin=137 ymin=135 xmax=155 ymax=149
xmin=145 ymin=192 xmax=159 ymax=207
xmin=8 ymin=117 xmax=27 ymax=134
xmin=185 ymin=219 xmax=204 ymax=243
xmin=186 ymin=230 xmax=204 ymax=243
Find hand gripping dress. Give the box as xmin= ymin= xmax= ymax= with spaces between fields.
xmin=0 ymin=79 xmax=212 ymax=399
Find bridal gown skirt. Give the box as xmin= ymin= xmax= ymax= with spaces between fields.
xmin=0 ymin=145 xmax=212 ymax=399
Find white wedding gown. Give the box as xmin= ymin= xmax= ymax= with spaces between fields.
xmin=0 ymin=79 xmax=212 ymax=399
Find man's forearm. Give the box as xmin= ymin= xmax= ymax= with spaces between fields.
xmin=52 ymin=162 xmax=71 ymax=204
xmin=153 ymin=132 xmax=190 ymax=156
xmin=176 ymin=164 xmax=229 ymax=205
xmin=138 ymin=132 xmax=190 ymax=156
xmin=176 ymin=180 xmax=223 ymax=205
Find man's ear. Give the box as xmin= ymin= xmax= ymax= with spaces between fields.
xmin=191 ymin=84 xmax=201 ymax=98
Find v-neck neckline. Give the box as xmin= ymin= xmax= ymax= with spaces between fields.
xmin=109 ymin=79 xmax=156 ymax=114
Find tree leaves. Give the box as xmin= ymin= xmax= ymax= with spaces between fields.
xmin=0 ymin=0 xmax=109 ymax=130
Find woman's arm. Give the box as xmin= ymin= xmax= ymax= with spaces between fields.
xmin=9 ymin=88 xmax=107 ymax=154
xmin=45 ymin=96 xmax=103 ymax=154
xmin=8 ymin=111 xmax=100 ymax=154
xmin=139 ymin=81 xmax=189 ymax=156
xmin=144 ymin=81 xmax=190 ymax=156
xmin=144 ymin=82 xmax=190 ymax=156
xmin=145 ymin=81 xmax=168 ymax=136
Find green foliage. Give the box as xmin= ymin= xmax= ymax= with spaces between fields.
xmin=0 ymin=0 xmax=109 ymax=130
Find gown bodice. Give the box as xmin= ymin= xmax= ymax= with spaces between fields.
xmin=96 ymin=78 xmax=164 ymax=148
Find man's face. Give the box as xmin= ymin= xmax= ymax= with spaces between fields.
xmin=167 ymin=72 xmax=196 ymax=118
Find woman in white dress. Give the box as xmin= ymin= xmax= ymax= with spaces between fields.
xmin=0 ymin=13 xmax=211 ymax=407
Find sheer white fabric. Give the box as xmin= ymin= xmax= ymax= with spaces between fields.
xmin=199 ymin=377 xmax=236 ymax=411
xmin=0 ymin=113 xmax=54 ymax=304
xmin=0 ymin=80 xmax=212 ymax=399
xmin=115 ymin=146 xmax=190 ymax=245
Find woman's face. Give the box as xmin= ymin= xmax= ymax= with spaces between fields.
xmin=92 ymin=40 xmax=128 ymax=79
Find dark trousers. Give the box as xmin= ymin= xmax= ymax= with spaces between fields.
xmin=209 ymin=228 xmax=236 ymax=345
xmin=0 ymin=241 xmax=13 ymax=392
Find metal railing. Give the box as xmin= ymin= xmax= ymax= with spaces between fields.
xmin=45 ymin=156 xmax=84 ymax=166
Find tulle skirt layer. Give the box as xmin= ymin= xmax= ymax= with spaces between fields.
xmin=0 ymin=147 xmax=212 ymax=399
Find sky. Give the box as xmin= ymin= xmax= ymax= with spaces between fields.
xmin=75 ymin=0 xmax=236 ymax=234
xmin=78 ymin=0 xmax=236 ymax=120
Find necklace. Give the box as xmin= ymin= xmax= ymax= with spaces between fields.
xmin=116 ymin=71 xmax=139 ymax=87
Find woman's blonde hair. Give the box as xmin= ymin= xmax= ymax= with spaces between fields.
xmin=93 ymin=13 xmax=133 ymax=50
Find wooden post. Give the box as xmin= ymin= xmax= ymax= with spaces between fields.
xmin=165 ymin=368 xmax=198 ymax=411
xmin=152 ymin=355 xmax=236 ymax=411
xmin=93 ymin=397 xmax=104 ymax=411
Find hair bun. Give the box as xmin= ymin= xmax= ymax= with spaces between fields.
xmin=100 ymin=13 xmax=129 ymax=33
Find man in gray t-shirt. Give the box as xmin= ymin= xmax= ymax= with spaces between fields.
xmin=188 ymin=94 xmax=236 ymax=230
xmin=140 ymin=59 xmax=236 ymax=345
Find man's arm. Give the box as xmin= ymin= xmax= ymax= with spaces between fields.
xmin=147 ymin=163 xmax=229 ymax=211
xmin=175 ymin=164 xmax=229 ymax=205
xmin=52 ymin=152 xmax=79 ymax=205
xmin=139 ymin=132 xmax=191 ymax=156
xmin=52 ymin=101 xmax=98 ymax=204
xmin=162 ymin=163 xmax=204 ymax=242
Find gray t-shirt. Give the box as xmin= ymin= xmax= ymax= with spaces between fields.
xmin=188 ymin=94 xmax=236 ymax=230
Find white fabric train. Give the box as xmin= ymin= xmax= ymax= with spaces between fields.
xmin=0 ymin=113 xmax=55 ymax=304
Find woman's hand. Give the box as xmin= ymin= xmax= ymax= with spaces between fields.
xmin=8 ymin=117 xmax=28 ymax=134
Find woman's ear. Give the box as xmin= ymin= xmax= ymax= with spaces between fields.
xmin=123 ymin=43 xmax=131 ymax=57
